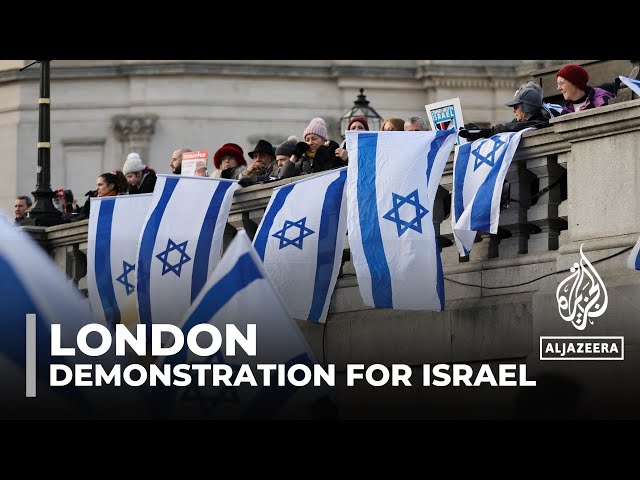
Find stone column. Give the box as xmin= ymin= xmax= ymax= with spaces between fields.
xmin=514 ymin=129 xmax=571 ymax=253
xmin=112 ymin=114 xmax=159 ymax=167
xmin=497 ymin=160 xmax=534 ymax=256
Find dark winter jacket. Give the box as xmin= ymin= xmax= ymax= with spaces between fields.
xmin=128 ymin=170 xmax=157 ymax=195
xmin=280 ymin=140 xmax=345 ymax=179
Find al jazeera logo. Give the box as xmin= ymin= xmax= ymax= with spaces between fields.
xmin=540 ymin=244 xmax=623 ymax=360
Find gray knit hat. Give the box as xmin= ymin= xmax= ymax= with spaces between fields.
xmin=275 ymin=136 xmax=299 ymax=156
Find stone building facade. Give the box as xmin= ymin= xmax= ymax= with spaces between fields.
xmin=0 ymin=59 xmax=554 ymax=216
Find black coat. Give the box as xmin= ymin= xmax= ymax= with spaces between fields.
xmin=492 ymin=109 xmax=551 ymax=135
xmin=280 ymin=140 xmax=345 ymax=179
xmin=128 ymin=171 xmax=157 ymax=195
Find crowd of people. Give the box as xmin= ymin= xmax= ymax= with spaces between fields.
xmin=14 ymin=64 xmax=617 ymax=225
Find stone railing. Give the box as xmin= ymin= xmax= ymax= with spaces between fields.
xmin=24 ymin=99 xmax=640 ymax=371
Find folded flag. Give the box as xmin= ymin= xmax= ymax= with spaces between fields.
xmin=628 ymin=235 xmax=640 ymax=270
xmin=619 ymin=75 xmax=640 ymax=98
xmin=451 ymin=129 xmax=532 ymax=256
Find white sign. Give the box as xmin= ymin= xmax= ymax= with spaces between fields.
xmin=425 ymin=97 xmax=466 ymax=145
xmin=181 ymin=150 xmax=209 ymax=176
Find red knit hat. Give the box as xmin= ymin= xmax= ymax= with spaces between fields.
xmin=348 ymin=116 xmax=369 ymax=131
xmin=213 ymin=143 xmax=247 ymax=169
xmin=556 ymin=64 xmax=589 ymax=91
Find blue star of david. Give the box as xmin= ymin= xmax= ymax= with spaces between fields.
xmin=155 ymin=238 xmax=191 ymax=277
xmin=179 ymin=351 xmax=242 ymax=416
xmin=472 ymin=136 xmax=505 ymax=171
xmin=382 ymin=189 xmax=429 ymax=237
xmin=271 ymin=217 xmax=315 ymax=250
xmin=115 ymin=261 xmax=136 ymax=296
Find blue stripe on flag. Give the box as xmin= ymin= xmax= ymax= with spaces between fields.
xmin=427 ymin=130 xmax=455 ymax=181
xmin=253 ymin=185 xmax=295 ymax=260
xmin=94 ymin=199 xmax=120 ymax=326
xmin=183 ymin=252 xmax=263 ymax=330
xmin=243 ymin=352 xmax=315 ymax=419
xmin=470 ymin=136 xmax=511 ymax=232
xmin=357 ymin=132 xmax=392 ymax=308
xmin=454 ymin=143 xmax=472 ymax=224
xmin=308 ymin=169 xmax=347 ymax=322
xmin=435 ymin=234 xmax=445 ymax=311
xmin=636 ymin=250 xmax=640 ymax=270
xmin=167 ymin=252 xmax=263 ymax=366
xmin=191 ymin=181 xmax=233 ymax=302
xmin=0 ymin=255 xmax=88 ymax=408
xmin=137 ymin=177 xmax=179 ymax=326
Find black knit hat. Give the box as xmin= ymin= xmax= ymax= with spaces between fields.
xmin=275 ymin=136 xmax=299 ymax=156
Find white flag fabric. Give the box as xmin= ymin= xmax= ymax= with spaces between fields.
xmin=156 ymin=231 xmax=326 ymax=419
xmin=136 ymin=175 xmax=238 ymax=327
xmin=87 ymin=194 xmax=152 ymax=328
xmin=253 ymin=167 xmax=347 ymax=323
xmin=345 ymin=130 xmax=457 ymax=311
xmin=451 ymin=129 xmax=531 ymax=256
xmin=0 ymin=216 xmax=133 ymax=417
xmin=628 ymin=235 xmax=640 ymax=270
xmin=619 ymin=75 xmax=640 ymax=97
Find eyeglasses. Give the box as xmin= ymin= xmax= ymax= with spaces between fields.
xmin=557 ymin=80 xmax=567 ymax=87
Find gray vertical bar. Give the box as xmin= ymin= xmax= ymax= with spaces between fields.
xmin=26 ymin=314 xmax=36 ymax=397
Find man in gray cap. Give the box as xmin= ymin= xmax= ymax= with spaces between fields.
xmin=459 ymin=81 xmax=554 ymax=141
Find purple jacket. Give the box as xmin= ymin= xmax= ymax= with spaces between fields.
xmin=561 ymin=86 xmax=614 ymax=114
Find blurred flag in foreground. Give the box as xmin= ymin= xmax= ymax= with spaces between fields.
xmin=157 ymin=231 xmax=333 ymax=419
xmin=0 ymin=216 xmax=140 ymax=418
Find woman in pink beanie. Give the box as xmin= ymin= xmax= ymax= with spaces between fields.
xmin=280 ymin=117 xmax=345 ymax=179
xmin=556 ymin=64 xmax=614 ymax=114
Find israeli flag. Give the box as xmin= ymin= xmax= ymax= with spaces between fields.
xmin=0 ymin=216 xmax=135 ymax=417
xmin=137 ymin=175 xmax=238 ymax=327
xmin=628 ymin=235 xmax=640 ymax=270
xmin=156 ymin=231 xmax=327 ymax=419
xmin=87 ymin=194 xmax=152 ymax=328
xmin=542 ymin=102 xmax=563 ymax=116
xmin=619 ymin=75 xmax=640 ymax=97
xmin=451 ymin=129 xmax=531 ymax=256
xmin=345 ymin=130 xmax=457 ymax=311
xmin=253 ymin=167 xmax=347 ymax=323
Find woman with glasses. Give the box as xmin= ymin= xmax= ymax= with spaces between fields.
xmin=555 ymin=64 xmax=614 ymax=114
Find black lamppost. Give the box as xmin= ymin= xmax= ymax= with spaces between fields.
xmin=339 ymin=88 xmax=383 ymax=137
xmin=20 ymin=60 xmax=63 ymax=227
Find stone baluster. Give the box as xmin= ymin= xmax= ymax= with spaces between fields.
xmin=495 ymin=159 xmax=536 ymax=257
xmin=510 ymin=128 xmax=571 ymax=253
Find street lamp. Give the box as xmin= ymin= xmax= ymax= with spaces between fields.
xmin=20 ymin=60 xmax=63 ymax=227
xmin=339 ymin=88 xmax=383 ymax=136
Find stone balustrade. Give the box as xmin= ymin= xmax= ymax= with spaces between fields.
xmin=23 ymin=99 xmax=640 ymax=371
